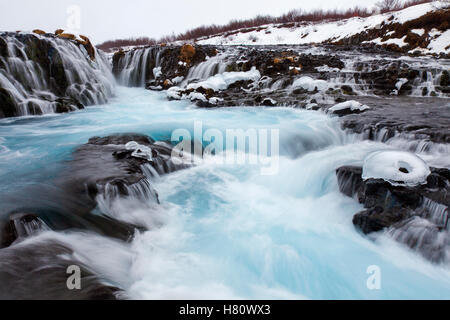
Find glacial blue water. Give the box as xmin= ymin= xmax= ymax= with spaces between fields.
xmin=0 ymin=87 xmax=449 ymax=299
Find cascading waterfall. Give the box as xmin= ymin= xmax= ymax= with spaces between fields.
xmin=411 ymin=69 xmax=446 ymax=97
xmin=116 ymin=47 xmax=164 ymax=87
xmin=326 ymin=58 xmax=450 ymax=97
xmin=0 ymin=32 xmax=115 ymax=117
xmin=182 ymin=51 xmax=229 ymax=84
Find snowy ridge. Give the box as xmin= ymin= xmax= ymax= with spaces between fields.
xmin=196 ymin=2 xmax=449 ymax=56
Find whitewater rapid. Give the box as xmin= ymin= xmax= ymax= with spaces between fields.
xmin=0 ymin=87 xmax=449 ymax=299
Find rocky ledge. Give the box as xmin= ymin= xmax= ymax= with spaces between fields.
xmin=336 ymin=165 xmax=449 ymax=263
xmin=0 ymin=133 xmax=189 ymax=299
xmin=113 ymin=44 xmax=449 ymax=144
xmin=0 ymin=30 xmax=113 ymax=118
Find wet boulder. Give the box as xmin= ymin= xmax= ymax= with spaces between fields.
xmin=65 ymin=133 xmax=191 ymax=204
xmin=0 ymin=239 xmax=120 ymax=300
xmin=0 ymin=212 xmax=48 ymax=248
xmin=336 ymin=165 xmax=450 ymax=263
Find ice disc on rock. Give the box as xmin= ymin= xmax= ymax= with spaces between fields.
xmin=362 ymin=150 xmax=431 ymax=186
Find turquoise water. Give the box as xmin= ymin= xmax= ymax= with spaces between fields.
xmin=1 ymin=87 xmax=449 ymax=299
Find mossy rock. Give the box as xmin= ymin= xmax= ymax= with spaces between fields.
xmin=32 ymin=29 xmax=46 ymax=35
xmin=76 ymin=35 xmax=95 ymax=60
xmin=179 ymin=44 xmax=196 ymax=63
xmin=58 ymin=33 xmax=76 ymax=40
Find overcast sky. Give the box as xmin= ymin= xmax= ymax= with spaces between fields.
xmin=0 ymin=0 xmax=380 ymax=44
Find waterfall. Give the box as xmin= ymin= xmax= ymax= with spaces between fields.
xmin=116 ymin=47 xmax=164 ymax=87
xmin=411 ymin=70 xmax=445 ymax=97
xmin=182 ymin=52 xmax=229 ymax=85
xmin=0 ymin=32 xmax=115 ymax=117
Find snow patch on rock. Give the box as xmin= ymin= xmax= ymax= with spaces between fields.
xmin=292 ymin=76 xmax=329 ymax=92
xmin=329 ymin=100 xmax=370 ymax=113
xmin=187 ymin=67 xmax=261 ymax=91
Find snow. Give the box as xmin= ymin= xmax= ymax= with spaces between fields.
xmin=172 ymin=76 xmax=184 ymax=84
xmin=186 ymin=67 xmax=261 ymax=91
xmin=125 ymin=141 xmax=153 ymax=161
xmin=329 ymin=100 xmax=370 ymax=113
xmin=315 ymin=65 xmax=341 ymax=73
xmin=196 ymin=2 xmax=448 ymax=55
xmin=153 ymin=67 xmax=162 ymax=79
xmin=395 ymin=78 xmax=409 ymax=91
xmin=209 ymin=97 xmax=224 ymax=105
xmin=362 ymin=150 xmax=431 ymax=186
xmin=427 ymin=29 xmax=450 ymax=54
xmin=167 ymin=87 xmax=182 ymax=100
xmin=263 ymin=98 xmax=277 ymax=105
xmin=410 ymin=29 xmax=425 ymax=36
xmin=187 ymin=92 xmax=208 ymax=102
xmin=291 ymin=76 xmax=328 ymax=92
xmin=367 ymin=36 xmax=408 ymax=47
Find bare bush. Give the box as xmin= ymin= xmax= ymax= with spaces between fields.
xmin=376 ymin=0 xmax=401 ymax=13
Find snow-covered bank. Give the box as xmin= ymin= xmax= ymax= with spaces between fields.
xmin=196 ymin=2 xmax=450 ymax=56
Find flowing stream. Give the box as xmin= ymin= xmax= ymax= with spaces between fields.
xmin=0 ymin=87 xmax=449 ymax=299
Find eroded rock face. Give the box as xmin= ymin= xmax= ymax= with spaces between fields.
xmin=70 ymin=134 xmax=190 ymax=200
xmin=0 ymin=32 xmax=113 ymax=118
xmin=112 ymin=45 xmax=218 ymax=87
xmin=336 ymin=165 xmax=450 ymax=263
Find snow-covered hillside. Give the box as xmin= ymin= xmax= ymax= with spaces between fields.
xmin=196 ymin=2 xmax=450 ymax=56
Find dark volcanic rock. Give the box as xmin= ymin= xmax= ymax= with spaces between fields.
xmin=336 ymin=165 xmax=450 ymax=263
xmin=0 ymin=212 xmax=48 ymax=248
xmin=0 ymin=32 xmax=112 ymax=118
xmin=339 ymin=96 xmax=450 ymax=144
xmin=0 ymin=239 xmax=120 ymax=300
xmin=353 ymin=207 xmax=410 ymax=234
xmin=0 ymin=87 xmax=17 ymax=118
xmin=1 ymin=133 xmax=190 ymax=249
